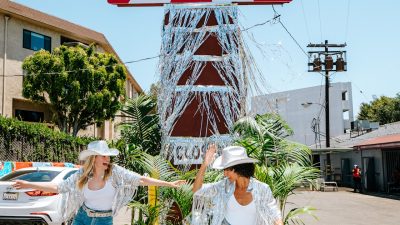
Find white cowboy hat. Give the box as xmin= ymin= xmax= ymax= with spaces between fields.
xmin=212 ymin=146 xmax=258 ymax=169
xmin=79 ymin=140 xmax=119 ymax=161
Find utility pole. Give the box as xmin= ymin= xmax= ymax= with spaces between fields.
xmin=307 ymin=40 xmax=347 ymax=181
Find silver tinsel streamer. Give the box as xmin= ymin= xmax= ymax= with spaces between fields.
xmin=158 ymin=4 xmax=261 ymax=165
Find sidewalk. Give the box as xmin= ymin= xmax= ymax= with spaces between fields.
xmin=115 ymin=188 xmax=400 ymax=225
xmin=286 ymin=188 xmax=400 ymax=225
xmin=114 ymin=206 xmax=132 ymax=225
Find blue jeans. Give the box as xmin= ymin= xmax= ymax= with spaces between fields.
xmin=73 ymin=205 xmax=113 ymax=225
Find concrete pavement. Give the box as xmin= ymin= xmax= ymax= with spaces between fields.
xmin=286 ymin=188 xmax=400 ymax=225
xmin=114 ymin=188 xmax=400 ymax=225
xmin=114 ymin=206 xmax=132 ymax=225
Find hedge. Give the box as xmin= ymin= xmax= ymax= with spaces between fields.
xmin=0 ymin=116 xmax=95 ymax=163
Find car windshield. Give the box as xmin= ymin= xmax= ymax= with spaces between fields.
xmin=0 ymin=170 xmax=60 ymax=182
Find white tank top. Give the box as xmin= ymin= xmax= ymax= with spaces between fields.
xmin=83 ymin=179 xmax=116 ymax=211
xmin=225 ymin=195 xmax=257 ymax=225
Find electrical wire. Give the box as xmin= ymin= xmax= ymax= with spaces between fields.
xmin=241 ymin=14 xmax=280 ymax=31
xmin=2 ymin=54 xmax=161 ymax=77
xmin=344 ymin=0 xmax=352 ymax=42
xmin=317 ymin=0 xmax=323 ymax=42
xmin=5 ymin=12 xmax=281 ymax=78
xmin=300 ymin=0 xmax=311 ymax=43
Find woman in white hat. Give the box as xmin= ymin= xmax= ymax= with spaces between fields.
xmin=13 ymin=140 xmax=185 ymax=225
xmin=191 ymin=145 xmax=283 ymax=225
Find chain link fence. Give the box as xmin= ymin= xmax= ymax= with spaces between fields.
xmin=0 ymin=131 xmax=84 ymax=163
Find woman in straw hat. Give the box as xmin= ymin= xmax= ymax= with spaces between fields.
xmin=13 ymin=140 xmax=185 ymax=225
xmin=191 ymin=145 xmax=283 ymax=225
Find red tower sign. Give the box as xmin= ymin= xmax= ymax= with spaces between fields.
xmin=107 ymin=0 xmax=292 ymax=165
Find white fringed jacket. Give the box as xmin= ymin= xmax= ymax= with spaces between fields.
xmin=191 ymin=177 xmax=282 ymax=225
xmin=57 ymin=164 xmax=141 ymax=221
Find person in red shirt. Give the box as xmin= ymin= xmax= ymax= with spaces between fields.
xmin=352 ymin=165 xmax=362 ymax=193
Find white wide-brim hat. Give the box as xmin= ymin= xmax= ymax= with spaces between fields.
xmin=212 ymin=146 xmax=258 ymax=170
xmin=79 ymin=140 xmax=119 ymax=161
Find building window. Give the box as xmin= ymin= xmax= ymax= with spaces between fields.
xmin=60 ymin=36 xmax=88 ymax=46
xmin=342 ymin=91 xmax=348 ymax=101
xmin=23 ymin=29 xmax=51 ymax=51
xmin=343 ymin=110 xmax=350 ymax=120
xmin=15 ymin=109 xmax=44 ymax=122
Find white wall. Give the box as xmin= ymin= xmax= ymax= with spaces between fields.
xmin=251 ymin=82 xmax=354 ymax=146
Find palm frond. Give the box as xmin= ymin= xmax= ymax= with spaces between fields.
xmin=118 ymin=94 xmax=161 ymax=155
xmin=285 ymin=206 xmax=318 ymax=225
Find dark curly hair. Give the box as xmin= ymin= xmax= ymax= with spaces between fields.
xmin=225 ymin=163 xmax=255 ymax=178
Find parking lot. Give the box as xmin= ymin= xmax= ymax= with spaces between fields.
xmin=286 ymin=188 xmax=400 ymax=225
xmin=114 ymin=188 xmax=400 ymax=225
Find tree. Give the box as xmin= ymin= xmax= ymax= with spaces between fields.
xmin=357 ymin=94 xmax=400 ymax=125
xmin=22 ymin=45 xmax=126 ymax=136
xmin=148 ymin=82 xmax=160 ymax=99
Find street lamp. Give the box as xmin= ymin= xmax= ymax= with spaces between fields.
xmin=301 ymin=102 xmax=325 ymax=109
xmin=301 ymin=101 xmax=332 ymax=181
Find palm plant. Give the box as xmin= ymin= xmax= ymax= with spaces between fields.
xmin=119 ymin=94 xmax=161 ymax=156
xmin=234 ymin=113 xmax=320 ymax=224
xmin=130 ymin=152 xmax=194 ymax=224
xmin=115 ymin=94 xmax=164 ymax=223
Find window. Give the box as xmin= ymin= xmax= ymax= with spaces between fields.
xmin=0 ymin=170 xmax=59 ymax=182
xmin=15 ymin=109 xmax=44 ymax=122
xmin=63 ymin=170 xmax=78 ymax=180
xmin=61 ymin=36 xmax=89 ymax=48
xmin=342 ymin=91 xmax=348 ymax=101
xmin=343 ymin=110 xmax=350 ymax=120
xmin=23 ymin=29 xmax=51 ymax=51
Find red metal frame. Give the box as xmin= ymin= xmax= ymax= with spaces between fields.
xmin=107 ymin=0 xmax=292 ymax=7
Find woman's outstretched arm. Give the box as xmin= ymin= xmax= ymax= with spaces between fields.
xmin=192 ymin=144 xmax=216 ymax=193
xmin=139 ymin=176 xmax=185 ymax=188
xmin=13 ymin=180 xmax=58 ymax=193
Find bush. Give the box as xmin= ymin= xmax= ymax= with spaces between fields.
xmin=0 ymin=116 xmax=95 ymax=163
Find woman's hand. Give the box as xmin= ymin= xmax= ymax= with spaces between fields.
xmin=203 ymin=144 xmax=216 ymax=167
xmin=12 ymin=180 xmax=31 ymax=189
xmin=169 ymin=180 xmax=186 ymax=188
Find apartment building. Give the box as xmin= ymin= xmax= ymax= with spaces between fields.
xmin=251 ymin=82 xmax=354 ymax=146
xmin=0 ymin=1 xmax=142 ymax=140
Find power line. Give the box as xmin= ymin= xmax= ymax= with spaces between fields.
xmin=317 ymin=0 xmax=323 ymax=42
xmin=123 ymin=55 xmax=160 ymax=64
xmin=241 ymin=14 xmax=280 ymax=31
xmin=5 ymin=13 xmax=283 ymax=78
xmin=2 ymin=54 xmax=161 ymax=77
xmin=300 ymin=0 xmax=311 ymax=43
xmin=277 ymin=18 xmax=309 ymax=58
xmin=344 ymin=0 xmax=352 ymax=42
xmin=271 ymin=5 xmax=331 ymax=81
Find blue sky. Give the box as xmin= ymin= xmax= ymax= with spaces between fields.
xmin=14 ymin=0 xmax=399 ymax=116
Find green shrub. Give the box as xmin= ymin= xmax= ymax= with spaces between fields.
xmin=0 ymin=116 xmax=95 ymax=163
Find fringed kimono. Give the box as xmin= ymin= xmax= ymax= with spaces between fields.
xmin=191 ymin=178 xmax=281 ymax=225
xmin=57 ymin=164 xmax=141 ymax=221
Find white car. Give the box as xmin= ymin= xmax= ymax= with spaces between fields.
xmin=0 ymin=167 xmax=78 ymax=225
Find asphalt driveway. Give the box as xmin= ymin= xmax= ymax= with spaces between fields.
xmin=286 ymin=188 xmax=400 ymax=225
xmin=114 ymin=188 xmax=400 ymax=225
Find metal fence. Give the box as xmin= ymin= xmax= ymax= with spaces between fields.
xmin=0 ymin=134 xmax=82 ymax=163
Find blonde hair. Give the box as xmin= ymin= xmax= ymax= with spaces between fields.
xmin=77 ymin=155 xmax=113 ymax=190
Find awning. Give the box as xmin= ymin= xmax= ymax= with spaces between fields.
xmin=354 ymin=134 xmax=400 ymax=150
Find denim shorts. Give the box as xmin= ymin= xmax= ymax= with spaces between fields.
xmin=72 ymin=205 xmax=113 ymax=225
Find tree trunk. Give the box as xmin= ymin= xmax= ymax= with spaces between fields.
xmin=72 ymin=120 xmax=80 ymax=137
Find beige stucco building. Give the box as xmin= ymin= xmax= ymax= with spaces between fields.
xmin=0 ymin=1 xmax=142 ymax=140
